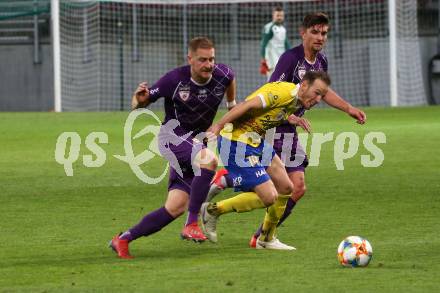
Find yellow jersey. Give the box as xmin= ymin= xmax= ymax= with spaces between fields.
xmin=220 ymin=82 xmax=301 ymax=147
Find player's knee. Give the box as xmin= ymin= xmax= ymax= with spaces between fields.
xmin=196 ymin=149 xmax=218 ymax=170
xmin=277 ymin=181 xmax=294 ymax=196
xmin=166 ymin=205 xmax=186 ymax=218
xmin=200 ymin=157 xmax=217 ymax=170
xmin=261 ymin=190 xmax=278 ymax=207
xmin=262 ymin=197 xmax=276 ymax=207
xmin=298 ymin=184 xmax=306 ymax=197
xmin=208 ymin=156 xmax=218 ymax=170
xmin=293 ymin=183 xmax=306 ymax=201
xmin=165 ymin=195 xmax=188 ymax=217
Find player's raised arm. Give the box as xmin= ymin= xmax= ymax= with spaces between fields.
xmin=322 ymin=88 xmax=367 ymax=124
xmin=131 ymin=82 xmax=151 ymax=110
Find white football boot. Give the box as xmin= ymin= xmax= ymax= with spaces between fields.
xmin=256 ymin=238 xmax=296 ymax=250
xmin=200 ymin=202 xmax=219 ymax=243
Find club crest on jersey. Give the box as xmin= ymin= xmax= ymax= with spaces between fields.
xmin=246 ymin=155 xmax=260 ymax=167
xmin=178 ymin=86 xmax=190 ymax=101
xmin=298 ymin=67 xmax=306 ymax=80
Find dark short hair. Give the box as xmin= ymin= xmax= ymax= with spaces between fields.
xmin=188 ymin=37 xmax=214 ymax=53
xmin=273 ymin=6 xmax=283 ymax=13
xmin=302 ymin=71 xmax=331 ymax=86
xmin=302 ymin=12 xmax=330 ymax=29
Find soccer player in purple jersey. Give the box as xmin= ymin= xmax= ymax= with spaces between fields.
xmin=207 ymin=12 xmax=367 ymax=248
xmin=110 ymin=37 xmax=236 ymax=258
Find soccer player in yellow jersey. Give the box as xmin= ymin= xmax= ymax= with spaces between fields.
xmin=201 ymin=71 xmax=330 ymax=250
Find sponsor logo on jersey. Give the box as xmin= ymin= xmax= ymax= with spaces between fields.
xmin=150 ymin=87 xmax=159 ymax=95
xmin=197 ymin=89 xmax=208 ymax=100
xmin=255 ymin=169 xmax=266 ymax=178
xmin=233 ymin=176 xmax=242 ymax=187
xmin=278 ymin=73 xmax=286 ymax=81
xmin=213 ymin=86 xmax=225 ymax=97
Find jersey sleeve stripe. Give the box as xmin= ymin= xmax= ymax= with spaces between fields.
xmin=258 ymin=93 xmax=267 ymax=108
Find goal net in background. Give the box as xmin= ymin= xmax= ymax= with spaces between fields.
xmin=54 ymin=0 xmax=426 ymax=111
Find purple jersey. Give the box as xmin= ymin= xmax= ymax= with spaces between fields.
xmin=149 ymin=63 xmax=234 ymax=135
xmin=268 ymin=44 xmax=328 ymax=172
xmin=269 ymin=44 xmax=328 ymax=133
xmin=269 ymin=44 xmax=328 ymax=84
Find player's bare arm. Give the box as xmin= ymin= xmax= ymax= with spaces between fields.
xmin=287 ymin=114 xmax=311 ymax=133
xmin=131 ymin=82 xmax=151 ymax=110
xmin=225 ymin=79 xmax=237 ymax=110
xmin=208 ymin=96 xmax=262 ymax=136
xmin=322 ymin=88 xmax=366 ymax=124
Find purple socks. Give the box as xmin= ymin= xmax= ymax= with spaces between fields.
xmin=119 ymin=168 xmax=215 ymax=242
xmin=120 ymin=207 xmax=175 ymax=242
xmin=185 ymin=168 xmax=215 ymax=225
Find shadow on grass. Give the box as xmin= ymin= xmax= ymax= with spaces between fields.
xmin=0 ymin=240 xmax=269 ymax=270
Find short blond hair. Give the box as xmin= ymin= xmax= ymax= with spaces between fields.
xmin=188 ymin=37 xmax=214 ymax=53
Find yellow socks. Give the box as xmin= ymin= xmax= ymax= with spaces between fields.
xmin=260 ymin=195 xmax=290 ymax=242
xmin=206 ymin=192 xmax=290 ymax=242
xmin=208 ymin=192 xmax=266 ymax=216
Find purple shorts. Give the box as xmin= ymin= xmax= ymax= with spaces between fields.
xmin=158 ymin=126 xmax=206 ymax=194
xmin=167 ymin=167 xmax=193 ymax=194
xmin=273 ymin=133 xmax=308 ymax=174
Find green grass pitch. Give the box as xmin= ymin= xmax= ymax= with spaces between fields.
xmin=0 ymin=106 xmax=439 ymax=292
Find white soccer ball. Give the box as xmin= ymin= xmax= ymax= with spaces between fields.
xmin=337 ymin=236 xmax=373 ymax=267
